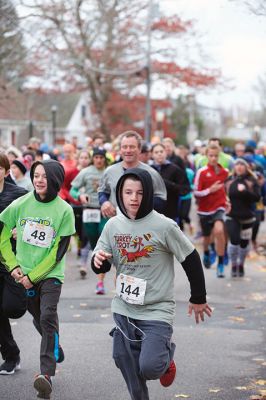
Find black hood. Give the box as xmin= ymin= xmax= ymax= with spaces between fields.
xmin=30 ymin=160 xmax=65 ymax=203
xmin=116 ymin=168 xmax=154 ymax=220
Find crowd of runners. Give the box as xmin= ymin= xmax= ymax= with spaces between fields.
xmin=0 ymin=131 xmax=265 ymax=399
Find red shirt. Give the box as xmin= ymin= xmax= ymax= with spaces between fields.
xmin=194 ymin=163 xmax=228 ymax=215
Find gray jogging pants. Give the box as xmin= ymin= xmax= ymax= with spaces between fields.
xmin=110 ymin=313 xmax=176 ymax=400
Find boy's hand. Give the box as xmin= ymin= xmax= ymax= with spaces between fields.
xmin=19 ymin=276 xmax=33 ymax=289
xmin=101 ymin=201 xmax=116 ymax=218
xmin=12 ymin=228 xmax=17 ymax=240
xmin=188 ymin=302 xmax=212 ymax=324
xmin=11 ymin=267 xmax=24 ymax=281
xmin=94 ymin=250 xmax=112 ymax=268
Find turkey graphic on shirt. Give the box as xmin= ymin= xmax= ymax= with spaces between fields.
xmin=119 ymin=234 xmax=154 ymax=263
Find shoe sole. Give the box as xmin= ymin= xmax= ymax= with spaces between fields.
xmin=0 ymin=363 xmax=20 ymax=375
xmin=80 ymin=270 xmax=87 ymax=279
xmin=34 ymin=376 xmax=52 ymax=399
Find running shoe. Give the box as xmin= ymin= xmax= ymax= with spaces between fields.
xmin=0 ymin=357 xmax=20 ymax=375
xmin=217 ymin=263 xmax=225 ymax=278
xmin=160 ymin=360 xmax=176 ymax=387
xmin=231 ymin=265 xmax=238 ymax=278
xmin=34 ymin=374 xmax=52 ymax=399
xmin=96 ymin=281 xmax=105 ymax=295
xmin=238 ymin=264 xmax=245 ymax=277
xmin=203 ymin=254 xmax=211 ymax=269
xmin=79 ymin=267 xmax=87 ymax=279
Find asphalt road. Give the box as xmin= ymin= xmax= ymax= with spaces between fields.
xmin=1 ymin=227 xmax=266 ymax=400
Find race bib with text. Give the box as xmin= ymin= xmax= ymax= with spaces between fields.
xmin=116 ymin=274 xmax=147 ymax=305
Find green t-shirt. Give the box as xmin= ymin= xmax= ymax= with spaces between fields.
xmin=0 ymin=192 xmax=75 ymax=283
xmin=93 ymin=210 xmax=194 ymax=325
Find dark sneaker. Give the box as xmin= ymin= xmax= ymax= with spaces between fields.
xmin=57 ymin=345 xmax=64 ymax=363
xmin=0 ymin=358 xmax=20 ymax=375
xmin=231 ymin=265 xmax=238 ymax=278
xmin=79 ymin=267 xmax=87 ymax=279
xmin=217 ymin=263 xmax=225 ymax=278
xmin=34 ymin=374 xmax=52 ymax=399
xmin=160 ymin=360 xmax=176 ymax=387
xmin=238 ymin=264 xmax=245 ymax=277
xmin=203 ymin=254 xmax=211 ymax=269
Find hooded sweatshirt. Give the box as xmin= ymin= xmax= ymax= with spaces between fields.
xmin=0 ymin=160 xmax=75 ymax=283
xmin=92 ymin=168 xmax=206 ymax=325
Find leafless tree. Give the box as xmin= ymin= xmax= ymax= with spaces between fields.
xmin=0 ymin=0 xmax=26 ymax=93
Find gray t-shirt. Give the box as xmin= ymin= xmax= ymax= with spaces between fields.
xmin=93 ymin=210 xmax=194 ymax=325
xmin=98 ymin=161 xmax=167 ymax=207
xmin=71 ymin=165 xmax=104 ymax=208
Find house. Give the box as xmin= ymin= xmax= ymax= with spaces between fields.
xmin=0 ymin=84 xmax=94 ymax=149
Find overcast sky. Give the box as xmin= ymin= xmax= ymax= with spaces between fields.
xmin=162 ymin=0 xmax=266 ymax=109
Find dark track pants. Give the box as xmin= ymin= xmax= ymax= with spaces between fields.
xmin=26 ymin=279 xmax=62 ymax=376
xmin=111 ymin=313 xmax=176 ymax=400
xmin=0 ymin=269 xmax=27 ymax=361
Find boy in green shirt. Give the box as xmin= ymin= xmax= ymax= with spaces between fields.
xmin=0 ymin=160 xmax=75 ymax=399
xmin=92 ymin=168 xmax=212 ymax=400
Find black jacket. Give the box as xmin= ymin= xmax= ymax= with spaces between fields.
xmin=151 ymin=162 xmax=190 ymax=220
xmin=225 ymin=174 xmax=261 ymax=220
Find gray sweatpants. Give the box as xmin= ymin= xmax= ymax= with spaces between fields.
xmin=111 ymin=313 xmax=176 ymax=400
xmin=26 ymin=279 xmax=62 ymax=376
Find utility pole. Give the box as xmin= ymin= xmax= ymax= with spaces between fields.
xmin=144 ymin=0 xmax=154 ymax=143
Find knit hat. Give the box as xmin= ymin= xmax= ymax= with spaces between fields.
xmin=12 ymin=159 xmax=27 ymax=175
xmin=92 ymin=147 xmax=106 ymax=157
xmin=234 ymin=158 xmax=249 ymax=168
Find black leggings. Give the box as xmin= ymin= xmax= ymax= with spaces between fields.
xmin=226 ymin=218 xmax=253 ymax=248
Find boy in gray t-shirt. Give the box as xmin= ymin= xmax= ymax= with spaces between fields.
xmin=92 ymin=168 xmax=212 ymax=400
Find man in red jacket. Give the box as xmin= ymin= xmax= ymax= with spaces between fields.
xmin=194 ymin=143 xmax=229 ymax=278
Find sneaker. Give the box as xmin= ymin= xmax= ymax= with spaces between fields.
xmin=203 ymin=254 xmax=211 ymax=269
xmin=231 ymin=265 xmax=238 ymax=278
xmin=209 ymin=248 xmax=216 ymax=265
xmin=217 ymin=263 xmax=225 ymax=278
xmin=96 ymin=281 xmax=105 ymax=295
xmin=79 ymin=267 xmax=87 ymax=279
xmin=160 ymin=360 xmax=176 ymax=387
xmin=238 ymin=264 xmax=245 ymax=277
xmin=34 ymin=374 xmax=52 ymax=399
xmin=57 ymin=345 xmax=64 ymax=363
xmin=0 ymin=358 xmax=20 ymax=375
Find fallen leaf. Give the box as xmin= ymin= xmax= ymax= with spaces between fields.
xmin=235 ymin=386 xmax=249 ymax=390
xmin=229 ymin=316 xmax=245 ymax=322
xmin=209 ymin=388 xmax=222 ymax=393
xmin=250 ymin=293 xmax=266 ymax=301
xmin=256 ymin=380 xmax=266 ymax=386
